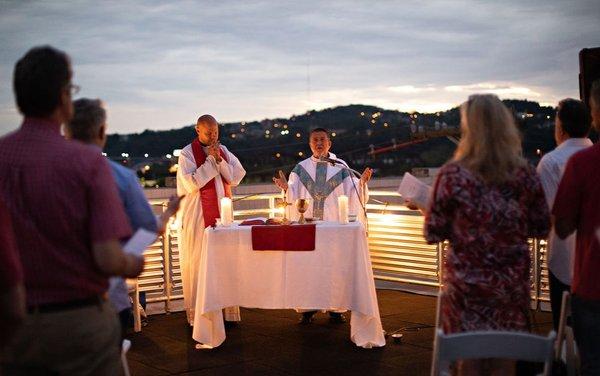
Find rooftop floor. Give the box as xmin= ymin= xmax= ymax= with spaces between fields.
xmin=128 ymin=290 xmax=553 ymax=375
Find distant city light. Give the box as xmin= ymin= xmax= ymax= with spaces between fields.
xmin=144 ymin=153 xmax=149 ymax=158
xmin=166 ymin=154 xmax=172 ymax=159
xmin=144 ymin=165 xmax=150 ymax=171
xmin=331 ymin=132 xmax=336 ymax=137
xmin=173 ymin=149 xmax=182 ymax=157
xmin=296 ymin=133 xmax=301 ymax=138
xmin=102 ymin=152 xmax=107 ymax=157
xmin=298 ymin=151 xmax=304 ymax=156
xmin=231 ymin=134 xmax=236 ymax=138
xmin=371 ymin=119 xmax=376 ymax=124
xmin=121 ymin=152 xmax=129 ymax=158
xmin=265 ymin=130 xmax=270 ymax=135
xmin=360 ymin=112 xmax=365 ymax=116
xmin=536 ymin=149 xmax=541 ymax=155
xmin=384 ymin=123 xmax=389 ymax=127
xmin=280 ymin=130 xmax=290 ymax=135
xmin=241 ymin=121 xmax=246 ymax=126
xmin=276 ymin=153 xmax=281 ymax=158
xmin=283 ymin=124 xmax=288 ymax=129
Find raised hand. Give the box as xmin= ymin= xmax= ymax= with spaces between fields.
xmin=360 ymin=167 xmax=373 ymax=185
xmin=272 ymin=170 xmax=288 ymax=191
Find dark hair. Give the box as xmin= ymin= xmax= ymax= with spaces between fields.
xmin=13 ymin=45 xmax=71 ymax=117
xmin=557 ymin=98 xmax=591 ymax=138
xmin=67 ymin=98 xmax=106 ymax=143
xmin=591 ymin=80 xmax=600 ymax=107
xmin=310 ymin=127 xmax=329 ymax=138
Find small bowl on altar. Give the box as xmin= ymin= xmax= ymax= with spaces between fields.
xmin=304 ymin=217 xmax=315 ymax=223
xmin=348 ymin=215 xmax=357 ymax=222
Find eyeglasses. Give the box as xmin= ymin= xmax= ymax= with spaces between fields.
xmin=66 ymin=83 xmax=80 ymax=96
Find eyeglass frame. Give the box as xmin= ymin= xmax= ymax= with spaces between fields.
xmin=65 ymin=83 xmax=80 ymax=96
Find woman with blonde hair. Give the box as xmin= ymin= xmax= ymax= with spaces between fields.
xmin=425 ymin=94 xmax=550 ymax=374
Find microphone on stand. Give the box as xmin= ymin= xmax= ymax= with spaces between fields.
xmin=318 ymin=156 xmax=362 ymax=178
xmin=318 ymin=156 xmax=369 ymax=231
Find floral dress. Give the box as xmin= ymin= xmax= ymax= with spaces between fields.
xmin=425 ymin=162 xmax=550 ymax=333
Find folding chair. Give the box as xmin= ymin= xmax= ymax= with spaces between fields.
xmin=432 ymin=329 xmax=556 ymax=376
xmin=431 ymin=293 xmax=556 ymax=376
xmin=555 ymin=291 xmax=579 ymax=376
xmin=121 ymin=339 xmax=132 ymax=376
xmin=126 ymin=279 xmax=143 ymax=332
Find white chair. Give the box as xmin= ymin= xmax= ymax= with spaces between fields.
xmin=431 ymin=293 xmax=556 ymax=376
xmin=432 ymin=328 xmax=556 ymax=376
xmin=121 ymin=339 xmax=132 ymax=376
xmin=555 ymin=291 xmax=579 ymax=376
xmin=126 ymin=279 xmax=143 ymax=332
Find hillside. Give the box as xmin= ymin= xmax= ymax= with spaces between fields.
xmin=105 ymin=100 xmax=577 ymax=185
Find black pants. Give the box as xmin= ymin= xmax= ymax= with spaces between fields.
xmin=118 ymin=308 xmax=133 ymax=341
xmin=572 ymin=295 xmax=600 ymax=375
xmin=549 ymin=270 xmax=570 ymax=330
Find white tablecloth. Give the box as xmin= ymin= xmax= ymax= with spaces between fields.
xmin=192 ymin=221 xmax=386 ymax=349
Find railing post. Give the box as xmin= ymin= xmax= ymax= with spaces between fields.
xmin=163 ymin=216 xmax=172 ymax=314
xmin=532 ymin=238 xmax=540 ymax=310
xmin=436 ymin=242 xmax=444 ymax=287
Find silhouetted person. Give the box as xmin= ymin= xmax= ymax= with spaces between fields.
xmin=553 ymin=80 xmax=600 ymax=375
xmin=0 ymin=45 xmax=142 ymax=375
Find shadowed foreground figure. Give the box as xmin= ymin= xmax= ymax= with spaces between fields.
xmin=0 ymin=46 xmax=142 ymax=375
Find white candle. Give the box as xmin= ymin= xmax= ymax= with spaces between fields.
xmin=338 ymin=195 xmax=349 ymax=225
xmin=220 ymin=197 xmax=233 ymax=226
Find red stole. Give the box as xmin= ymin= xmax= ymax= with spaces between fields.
xmin=191 ymin=138 xmax=232 ymax=227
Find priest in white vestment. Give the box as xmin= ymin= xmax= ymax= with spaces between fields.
xmin=272 ymin=127 xmax=372 ymax=324
xmin=177 ymin=114 xmax=246 ymax=324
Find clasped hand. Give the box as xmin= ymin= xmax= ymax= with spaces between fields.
xmin=208 ymin=142 xmax=222 ymax=163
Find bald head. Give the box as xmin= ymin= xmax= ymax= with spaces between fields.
xmin=195 ymin=114 xmax=219 ymax=145
xmin=197 ymin=114 xmax=217 ymax=127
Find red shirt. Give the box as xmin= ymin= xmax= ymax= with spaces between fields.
xmin=0 ymin=198 xmax=22 ymax=290
xmin=553 ymin=142 xmax=600 ymax=300
xmin=0 ymin=118 xmax=132 ymax=306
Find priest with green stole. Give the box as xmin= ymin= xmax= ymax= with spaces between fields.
xmin=272 ymin=127 xmax=373 ymax=324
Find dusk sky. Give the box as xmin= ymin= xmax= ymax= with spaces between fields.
xmin=0 ymin=0 xmax=598 ymax=135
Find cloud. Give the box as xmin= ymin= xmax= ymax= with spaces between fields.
xmin=444 ymin=83 xmax=542 ymax=97
xmin=0 ymin=0 xmax=598 ymax=136
xmin=388 ymin=86 xmax=436 ymax=94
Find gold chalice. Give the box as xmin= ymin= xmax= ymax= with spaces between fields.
xmin=295 ymin=198 xmax=310 ymax=224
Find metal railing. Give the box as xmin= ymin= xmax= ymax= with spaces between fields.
xmin=142 ymin=191 xmax=550 ymax=312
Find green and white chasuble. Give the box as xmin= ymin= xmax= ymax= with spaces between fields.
xmin=284 ymin=154 xmax=368 ymax=222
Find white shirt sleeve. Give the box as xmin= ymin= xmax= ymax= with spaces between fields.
xmin=217 ymin=147 xmax=246 ymax=187
xmin=176 ymin=148 xmax=219 ymax=194
xmin=285 ymin=171 xmax=300 ymax=219
xmin=536 ymin=155 xmax=560 ymax=209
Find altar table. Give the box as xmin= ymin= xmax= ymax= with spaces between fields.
xmin=191 ymin=221 xmax=386 ymax=349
